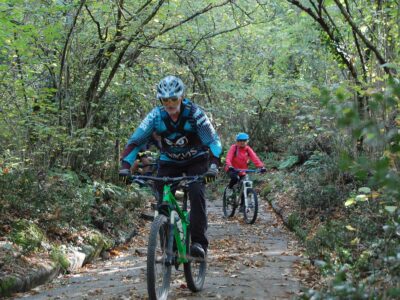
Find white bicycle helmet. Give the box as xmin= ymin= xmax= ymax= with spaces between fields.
xmin=156 ymin=75 xmax=185 ymax=99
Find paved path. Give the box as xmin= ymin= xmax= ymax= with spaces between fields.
xmin=14 ymin=198 xmax=302 ymax=300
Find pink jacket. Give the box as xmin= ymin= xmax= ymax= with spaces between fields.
xmin=225 ymin=145 xmax=264 ymax=175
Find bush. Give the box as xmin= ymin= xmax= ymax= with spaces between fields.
xmin=262 ymin=152 xmax=281 ymax=169
xmin=1 ymin=167 xmax=146 ymax=245
xmin=10 ymin=220 xmax=44 ymax=253
xmin=50 ymin=246 xmax=70 ymax=271
xmin=294 ymin=154 xmax=352 ymax=211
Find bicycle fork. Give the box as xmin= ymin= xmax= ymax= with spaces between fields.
xmin=166 ymin=210 xmax=188 ymax=266
xmin=241 ymin=179 xmax=253 ymax=209
xmin=166 ymin=219 xmax=175 ymax=267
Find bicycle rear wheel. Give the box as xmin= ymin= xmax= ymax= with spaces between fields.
xmin=243 ymin=188 xmax=258 ymax=224
xmin=222 ymin=186 xmax=236 ymax=218
xmin=184 ymin=226 xmax=207 ymax=292
xmin=147 ymin=214 xmax=171 ymax=300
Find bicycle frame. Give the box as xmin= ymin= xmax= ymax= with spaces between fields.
xmin=159 ymin=184 xmax=190 ymax=265
xmin=237 ymin=173 xmax=253 ymax=207
xmin=130 ymin=175 xmax=202 ymax=265
xmin=232 ymin=169 xmax=257 ymax=205
xmin=131 ymin=174 xmax=207 ymax=298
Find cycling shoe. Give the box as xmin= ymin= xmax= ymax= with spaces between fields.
xmin=190 ymin=243 xmax=205 ymax=259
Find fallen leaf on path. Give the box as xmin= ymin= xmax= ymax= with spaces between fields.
xmin=109 ymin=249 xmax=121 ymax=256
xmin=179 ymin=283 xmax=187 ymax=289
xmin=254 ymin=260 xmax=264 ymax=267
xmin=87 ymin=288 xmax=103 ymax=296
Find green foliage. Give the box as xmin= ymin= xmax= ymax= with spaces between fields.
xmin=278 ymin=155 xmax=299 ymax=170
xmin=0 ymin=166 xmax=145 ymax=243
xmin=0 ymin=167 xmax=94 ymax=225
xmin=260 ymin=183 xmax=272 ymax=198
xmin=82 ymin=230 xmax=113 ymax=260
xmin=287 ymin=212 xmax=308 ymax=240
xmin=92 ymin=180 xmax=145 ymax=231
xmin=306 ymin=221 xmax=353 ymax=263
xmin=263 ymin=170 xmax=288 ymax=194
xmin=0 ymin=277 xmax=17 ymax=298
xmin=84 ymin=230 xmax=113 ymax=251
xmin=50 ymin=247 xmax=70 ymax=272
xmin=300 ymin=79 xmax=400 ymax=298
xmin=287 ymin=212 xmax=301 ymax=230
xmin=294 ymin=154 xmax=351 ymax=211
xmin=326 ymin=79 xmax=400 ymax=202
xmin=10 ymin=220 xmax=44 ymax=253
xmin=262 ymin=152 xmax=280 ymax=169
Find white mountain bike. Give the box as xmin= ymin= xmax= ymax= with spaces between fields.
xmin=222 ymin=169 xmax=260 ymax=224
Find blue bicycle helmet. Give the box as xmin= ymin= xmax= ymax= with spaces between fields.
xmin=156 ymin=75 xmax=185 ymax=99
xmin=236 ymin=132 xmax=249 ymax=141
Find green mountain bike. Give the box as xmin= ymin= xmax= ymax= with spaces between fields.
xmin=130 ymin=175 xmax=206 ymax=300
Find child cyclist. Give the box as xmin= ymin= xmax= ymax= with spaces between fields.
xmin=224 ymin=133 xmax=266 ymax=200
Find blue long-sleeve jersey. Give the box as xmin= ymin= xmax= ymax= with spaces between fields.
xmin=121 ymin=99 xmax=222 ymax=166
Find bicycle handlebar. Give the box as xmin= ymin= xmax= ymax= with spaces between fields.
xmin=129 ymin=174 xmax=204 ymax=187
xmin=231 ymin=168 xmax=261 ymax=173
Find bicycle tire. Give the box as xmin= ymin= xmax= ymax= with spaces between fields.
xmin=147 ymin=214 xmax=171 ymax=300
xmin=243 ymin=188 xmax=258 ymax=224
xmin=184 ymin=226 xmax=207 ymax=292
xmin=222 ymin=186 xmax=236 ymax=218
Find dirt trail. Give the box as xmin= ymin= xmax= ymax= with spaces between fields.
xmin=13 ymin=198 xmax=303 ymax=300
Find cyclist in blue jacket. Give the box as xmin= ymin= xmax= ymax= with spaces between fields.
xmin=119 ymin=75 xmax=222 ymax=258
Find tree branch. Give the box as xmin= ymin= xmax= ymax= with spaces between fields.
xmin=84 ymin=0 xmax=165 ymax=127
xmin=174 ymin=51 xmax=212 ymax=103
xmin=344 ymin=0 xmax=367 ymax=80
xmin=332 ymin=0 xmax=392 ymax=75
xmin=85 ymin=4 xmax=104 ymax=42
xmin=190 ymin=22 xmax=252 ymax=53
xmin=159 ymin=0 xmax=232 ymax=36
xmin=286 ymin=0 xmax=359 ymax=81
xmin=57 ymin=0 xmax=86 ymax=125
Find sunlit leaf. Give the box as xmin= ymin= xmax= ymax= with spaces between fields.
xmin=344 ymin=198 xmax=356 ymax=207
xmin=355 ymin=195 xmax=368 ymax=202
xmin=346 ymin=225 xmax=357 ymax=231
xmin=358 ymin=187 xmax=371 ymax=194
xmin=371 ymin=191 xmax=380 ymax=199
xmin=385 ymin=206 xmax=397 ymax=214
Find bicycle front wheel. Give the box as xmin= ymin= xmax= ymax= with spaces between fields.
xmin=184 ymin=226 xmax=207 ymax=292
xmin=147 ymin=214 xmax=171 ymax=300
xmin=243 ymin=188 xmax=258 ymax=224
xmin=222 ymin=186 xmax=236 ymax=218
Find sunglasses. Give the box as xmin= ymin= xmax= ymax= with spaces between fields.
xmin=237 ymin=140 xmax=248 ymax=142
xmin=160 ymin=97 xmax=179 ymax=103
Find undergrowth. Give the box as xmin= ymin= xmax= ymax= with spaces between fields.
xmin=0 ymin=166 xmax=146 ymax=253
